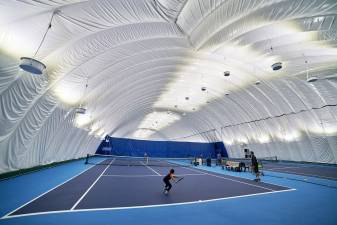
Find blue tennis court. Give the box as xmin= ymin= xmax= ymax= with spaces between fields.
xmin=2 ymin=158 xmax=292 ymax=219
xmin=1 ymin=157 xmax=337 ymax=225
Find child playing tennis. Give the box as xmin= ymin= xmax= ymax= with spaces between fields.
xmin=163 ymin=169 xmax=177 ymax=195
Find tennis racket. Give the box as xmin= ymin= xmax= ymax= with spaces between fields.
xmin=175 ymin=177 xmax=184 ymax=183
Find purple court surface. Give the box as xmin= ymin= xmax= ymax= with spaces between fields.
xmin=227 ymin=159 xmax=337 ymax=181
xmin=262 ymin=163 xmax=337 ymax=181
xmin=4 ymin=159 xmax=292 ymax=219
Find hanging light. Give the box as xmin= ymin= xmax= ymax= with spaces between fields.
xmin=75 ymin=77 xmax=89 ymax=115
xmin=19 ymin=9 xmax=60 ymax=75
xmin=271 ymin=62 xmax=282 ymax=71
xmin=304 ymin=57 xmax=318 ymax=83
xmin=307 ymin=76 xmax=318 ymax=83
xmin=19 ymin=57 xmax=46 ymax=75
xmin=75 ymin=107 xmax=87 ymax=114
xmin=74 ymin=76 xmax=91 ymax=129
xmin=269 ymin=41 xmax=282 ymax=71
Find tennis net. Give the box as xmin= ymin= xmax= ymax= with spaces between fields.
xmin=85 ymin=154 xmax=195 ymax=167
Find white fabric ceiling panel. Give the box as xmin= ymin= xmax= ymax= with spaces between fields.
xmin=312 ymin=80 xmax=337 ymax=105
xmin=154 ymin=0 xmax=187 ymax=21
xmin=0 ymin=72 xmax=48 ymax=142
xmin=1 ymin=0 xmax=337 ymax=173
xmin=177 ymin=0 xmax=337 ymax=50
xmin=273 ymin=80 xmax=309 ymax=112
xmin=326 ymin=135 xmax=337 ymax=162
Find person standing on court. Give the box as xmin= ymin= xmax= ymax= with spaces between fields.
xmin=163 ymin=169 xmax=177 ymax=195
xmin=251 ymin=151 xmax=260 ymax=182
xmin=144 ymin=152 xmax=148 ymax=165
xmin=216 ymin=152 xmax=222 ymax=166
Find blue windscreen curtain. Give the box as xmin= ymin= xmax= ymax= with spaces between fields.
xmin=96 ymin=136 xmax=228 ymax=158
xmin=214 ymin=142 xmax=228 ymax=158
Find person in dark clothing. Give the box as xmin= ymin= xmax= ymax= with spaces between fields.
xmin=251 ymin=151 xmax=260 ymax=181
xmin=163 ymin=169 xmax=177 ymax=195
xmin=216 ymin=153 xmax=222 ymax=166
xmin=144 ymin=152 xmax=148 ymax=164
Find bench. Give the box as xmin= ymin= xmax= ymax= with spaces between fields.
xmin=191 ymin=158 xmax=203 ymax=166
xmin=223 ymin=161 xmax=241 ymax=171
xmin=220 ymin=160 xmax=251 ymax=172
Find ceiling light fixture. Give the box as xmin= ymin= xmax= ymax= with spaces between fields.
xmin=75 ymin=107 xmax=86 ymax=114
xmin=19 ymin=57 xmax=46 ymax=75
xmin=271 ymin=62 xmax=282 ymax=71
xmin=269 ymin=40 xmax=282 ymax=71
xmin=19 ymin=9 xmax=60 ymax=75
xmin=307 ymin=76 xmax=318 ymax=83
xmin=224 ymin=71 xmax=230 ymax=76
xmin=304 ymin=57 xmax=318 ymax=83
xmin=75 ymin=76 xmax=89 ymax=115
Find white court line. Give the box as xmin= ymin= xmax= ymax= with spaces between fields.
xmin=141 ymin=161 xmax=161 ymax=175
xmin=70 ymin=160 xmax=114 ymax=210
xmin=102 ymin=174 xmax=206 ymax=177
xmin=103 ymin=174 xmax=160 ymax=177
xmin=1 ymin=158 xmax=106 ymax=219
xmin=1 ymin=188 xmax=295 ymax=220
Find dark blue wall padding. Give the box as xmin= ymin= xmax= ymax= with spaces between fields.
xmin=96 ymin=137 xmax=228 ymax=158
xmin=214 ymin=142 xmax=228 ymax=158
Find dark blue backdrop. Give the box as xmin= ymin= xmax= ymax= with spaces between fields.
xmin=96 ymin=136 xmax=228 ymax=158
